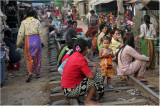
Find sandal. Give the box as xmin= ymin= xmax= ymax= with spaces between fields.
xmin=137 ymin=77 xmax=147 ymax=82
xmin=137 ymin=78 xmax=147 ymax=82
xmin=107 ymin=85 xmax=114 ymax=89
xmin=35 ymin=74 xmax=41 ymax=79
xmin=26 ymin=74 xmax=32 ymax=82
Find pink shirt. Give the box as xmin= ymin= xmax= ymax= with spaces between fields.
xmin=117 ymin=45 xmax=149 ymax=75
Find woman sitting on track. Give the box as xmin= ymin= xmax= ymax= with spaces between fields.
xmin=116 ymin=32 xmax=149 ymax=82
xmin=61 ymin=38 xmax=104 ymax=105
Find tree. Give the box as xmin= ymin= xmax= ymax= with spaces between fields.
xmin=53 ymin=0 xmax=64 ymax=6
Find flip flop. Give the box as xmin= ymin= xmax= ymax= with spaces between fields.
xmin=36 ymin=74 xmax=42 ymax=79
xmin=26 ymin=74 xmax=32 ymax=82
xmin=137 ymin=78 xmax=147 ymax=82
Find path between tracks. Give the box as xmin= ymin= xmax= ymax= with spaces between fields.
xmin=1 ymin=47 xmax=50 ymax=105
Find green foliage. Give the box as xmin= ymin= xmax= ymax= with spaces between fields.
xmin=53 ymin=0 xmax=64 ymax=6
xmin=67 ymin=0 xmax=73 ymax=3
xmin=52 ymin=0 xmax=73 ymax=6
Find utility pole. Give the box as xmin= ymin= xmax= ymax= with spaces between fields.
xmin=117 ymin=0 xmax=124 ymax=28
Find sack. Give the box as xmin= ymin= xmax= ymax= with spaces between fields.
xmin=58 ymin=58 xmax=68 ymax=75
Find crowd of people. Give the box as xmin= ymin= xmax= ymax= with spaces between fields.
xmin=57 ymin=10 xmax=157 ymax=105
xmin=2 ymin=5 xmax=157 ymax=105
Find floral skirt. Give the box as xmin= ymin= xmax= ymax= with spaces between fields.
xmin=100 ymin=57 xmax=114 ymax=77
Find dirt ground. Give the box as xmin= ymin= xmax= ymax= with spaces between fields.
xmin=1 ymin=47 xmax=51 ymax=105
xmin=145 ymin=65 xmax=159 ymax=90
xmin=0 ymin=20 xmax=159 ymax=105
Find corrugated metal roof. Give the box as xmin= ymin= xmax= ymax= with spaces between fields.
xmin=18 ymin=0 xmax=51 ymax=3
xmin=140 ymin=0 xmax=159 ymax=10
xmin=91 ymin=0 xmax=115 ymax=5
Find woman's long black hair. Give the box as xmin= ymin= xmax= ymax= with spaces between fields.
xmin=116 ymin=32 xmax=135 ymax=64
xmin=98 ymin=23 xmax=106 ymax=36
xmin=27 ymin=9 xmax=37 ymax=18
xmin=73 ymin=38 xmax=88 ymax=53
xmin=144 ymin=15 xmax=151 ymax=30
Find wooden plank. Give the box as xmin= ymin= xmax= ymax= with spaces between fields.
xmin=128 ymin=76 xmax=160 ymax=104
xmin=102 ymin=99 xmax=147 ymax=105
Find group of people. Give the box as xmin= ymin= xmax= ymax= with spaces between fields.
xmin=3 ymin=5 xmax=79 ymax=82
xmin=2 ymin=5 xmax=157 ymax=105
xmin=57 ymin=10 xmax=157 ymax=105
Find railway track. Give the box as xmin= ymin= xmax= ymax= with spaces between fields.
xmin=47 ymin=39 xmax=159 ymax=105
xmin=70 ymin=57 xmax=160 ymax=105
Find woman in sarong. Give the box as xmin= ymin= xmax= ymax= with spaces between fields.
xmin=86 ymin=10 xmax=99 ymax=38
xmin=72 ymin=6 xmax=76 ymax=20
xmin=135 ymin=15 xmax=156 ymax=69
xmin=17 ymin=10 xmax=43 ymax=82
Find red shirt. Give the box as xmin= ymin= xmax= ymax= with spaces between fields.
xmin=61 ymin=52 xmax=92 ymax=88
xmin=92 ymin=37 xmax=97 ymax=51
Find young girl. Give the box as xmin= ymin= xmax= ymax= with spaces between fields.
xmin=99 ymin=36 xmax=114 ymax=88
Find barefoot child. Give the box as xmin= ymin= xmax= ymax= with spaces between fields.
xmin=99 ymin=36 xmax=114 ymax=88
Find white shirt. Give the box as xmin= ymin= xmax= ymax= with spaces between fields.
xmin=47 ymin=12 xmax=51 ymax=18
xmin=139 ymin=23 xmax=156 ymax=39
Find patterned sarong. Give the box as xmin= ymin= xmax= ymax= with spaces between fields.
xmin=25 ymin=34 xmax=41 ymax=75
xmin=100 ymin=55 xmax=114 ymax=77
xmin=86 ymin=26 xmax=99 ymax=38
xmin=141 ymin=39 xmax=155 ymax=69
xmin=72 ymin=13 xmax=76 ymax=20
xmin=63 ymin=72 xmax=104 ymax=99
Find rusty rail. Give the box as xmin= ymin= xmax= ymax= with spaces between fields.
xmin=128 ymin=76 xmax=160 ymax=104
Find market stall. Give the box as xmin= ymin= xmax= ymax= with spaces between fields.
xmin=0 ymin=9 xmax=7 ymax=85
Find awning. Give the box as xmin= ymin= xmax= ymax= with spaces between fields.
xmin=139 ymin=0 xmax=159 ymax=10
xmin=18 ymin=0 xmax=51 ymax=3
xmin=126 ymin=0 xmax=140 ymax=4
xmin=91 ymin=0 xmax=115 ymax=6
xmin=21 ymin=2 xmax=32 ymax=7
xmin=32 ymin=3 xmax=44 ymax=7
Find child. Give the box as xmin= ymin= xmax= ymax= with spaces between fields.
xmin=109 ymin=28 xmax=122 ymax=55
xmin=3 ymin=29 xmax=21 ymax=70
xmin=91 ymin=30 xmax=98 ymax=56
xmin=99 ymin=36 xmax=114 ymax=88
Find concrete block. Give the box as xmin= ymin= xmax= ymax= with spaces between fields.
xmin=50 ymin=93 xmax=65 ymax=102
xmin=46 ymin=81 xmax=61 ymax=91
xmin=49 ymin=72 xmax=61 ymax=77
xmin=50 ymin=62 xmax=57 ymax=66
xmin=51 ymin=99 xmax=69 ymax=105
xmin=50 ymin=76 xmax=61 ymax=82
xmin=50 ymin=86 xmax=63 ymax=94
xmin=49 ymin=67 xmax=57 ymax=72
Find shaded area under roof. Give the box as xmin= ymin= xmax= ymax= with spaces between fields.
xmin=140 ymin=0 xmax=159 ymax=10
xmin=18 ymin=0 xmax=51 ymax=3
